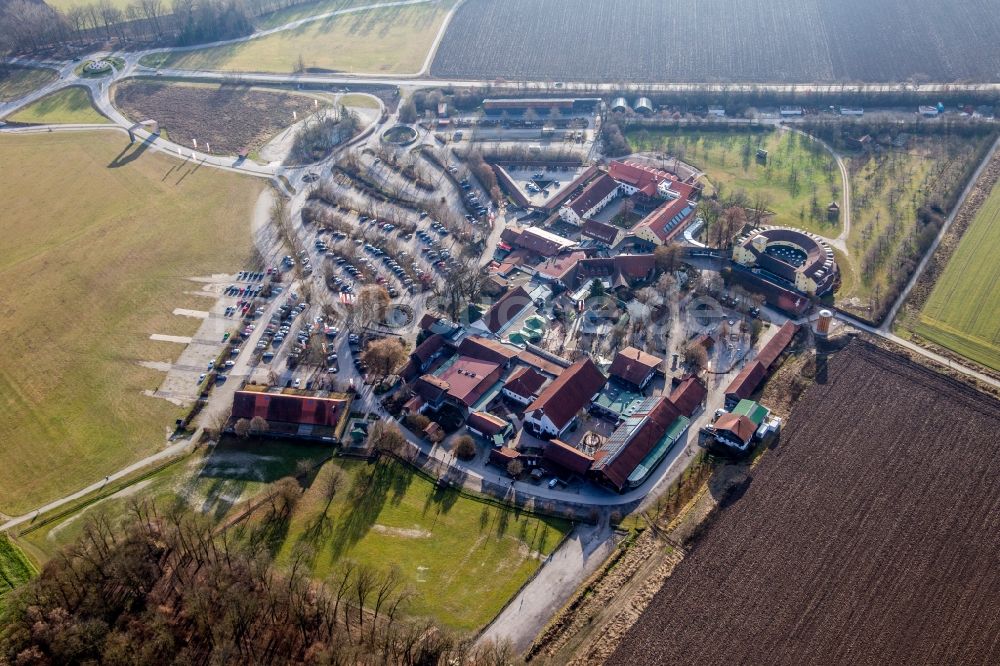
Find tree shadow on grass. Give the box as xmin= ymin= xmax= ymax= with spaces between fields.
xmin=327 ymin=460 xmax=395 ymax=558
xmin=422 ymin=481 xmax=459 ymax=519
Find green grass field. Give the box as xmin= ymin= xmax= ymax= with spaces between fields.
xmin=0 ymin=131 xmax=261 ymax=515
xmin=626 ymin=127 xmax=841 ymax=236
xmin=271 ymin=458 xmax=570 ymax=631
xmin=0 ymin=66 xmax=57 ymax=103
xmin=0 ymin=534 xmax=36 ymax=612
xmin=17 ymin=440 xmax=569 ymax=632
xmin=5 ymin=86 xmax=108 ymax=124
xmin=142 ymin=1 xmax=451 ymax=74
xmin=340 ymin=92 xmax=381 ymax=110
xmin=911 ymin=181 xmax=1000 ymax=371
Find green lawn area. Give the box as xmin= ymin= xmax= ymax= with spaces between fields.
xmin=271 ymin=458 xmax=570 ymax=631
xmin=142 ymin=1 xmax=452 ymax=74
xmin=0 ymin=66 xmax=57 ymax=103
xmin=0 ymin=534 xmax=36 ymax=612
xmin=5 ymin=86 xmax=108 ymax=124
xmin=0 ymin=131 xmax=261 ymax=515
xmin=626 ymin=127 xmax=841 ymax=236
xmin=909 ymin=181 xmax=1000 ymax=371
xmin=341 ymin=92 xmax=381 ymax=110
xmin=17 ymin=442 xmax=570 ymax=633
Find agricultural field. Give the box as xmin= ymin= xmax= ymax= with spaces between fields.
xmin=268 ymin=458 xmax=570 ymax=631
xmin=4 ymin=86 xmax=107 ymax=124
xmin=113 ymin=80 xmax=327 ymax=155
xmin=0 ymin=534 xmax=35 ymax=612
xmin=431 ymin=0 xmax=1000 ymax=82
xmin=0 ymin=65 xmax=57 ymax=103
xmin=611 ymin=340 xmax=1000 ymax=665
xmin=835 ymin=131 xmax=993 ymax=320
xmin=0 ymin=131 xmax=261 ymax=516
xmin=908 ymin=176 xmax=1000 ymax=372
xmin=142 ymin=1 xmax=454 ymax=75
xmin=627 ymin=127 xmax=841 ymax=236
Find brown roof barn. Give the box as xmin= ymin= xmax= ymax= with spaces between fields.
xmin=609 ymin=346 xmax=662 ymax=389
xmin=232 ymin=390 xmax=348 ymax=427
xmin=526 ymin=358 xmax=607 ymax=433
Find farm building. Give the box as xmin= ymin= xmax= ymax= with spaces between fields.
xmin=457 ymin=336 xmax=519 ymax=368
xmin=482 ymin=97 xmax=600 ymax=115
xmin=559 ymin=174 xmax=621 ymax=225
xmin=502 ymin=366 xmax=549 ymax=405
xmin=524 ymin=358 xmax=607 ymax=438
xmin=505 ymin=225 xmax=577 ymax=257
xmin=702 ymin=399 xmax=771 ymax=454
xmin=590 ymin=380 xmax=706 ymax=492
xmin=412 ymin=356 xmax=504 ymax=414
xmin=467 ymin=411 xmax=514 ymax=445
xmin=472 ymin=286 xmax=535 ymax=337
xmin=732 ymin=226 xmax=838 ymax=296
xmin=557 ymin=160 xmax=699 ymax=246
xmin=229 ymin=388 xmax=352 ymax=442
xmin=635 ymin=97 xmax=654 ymax=114
xmin=608 ymin=346 xmax=662 ymax=391
xmin=489 ymin=446 xmax=520 ymax=467
xmin=727 ymin=269 xmax=810 ymax=316
xmin=724 ymin=321 xmax=799 ymax=405
xmin=543 ymin=438 xmax=594 ymax=476
xmin=610 ymin=97 xmax=630 ymax=113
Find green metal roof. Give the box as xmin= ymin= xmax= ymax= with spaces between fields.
xmin=733 ymin=399 xmax=769 ymax=426
xmin=592 ymin=385 xmax=644 ymax=418
xmin=626 ymin=416 xmax=691 ymax=487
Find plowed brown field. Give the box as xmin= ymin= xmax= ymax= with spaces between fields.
xmin=610 ymin=340 xmax=1000 ymax=665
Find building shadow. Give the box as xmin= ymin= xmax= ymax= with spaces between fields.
xmin=107 ymin=136 xmax=152 ymax=168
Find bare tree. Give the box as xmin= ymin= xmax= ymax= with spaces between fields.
xmin=506 ymin=459 xmax=524 ymax=479
xmin=361 ymin=337 xmax=407 ymax=385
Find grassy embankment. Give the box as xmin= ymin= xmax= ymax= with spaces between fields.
xmin=0 ymin=66 xmax=57 ymax=103
xmin=5 ymin=86 xmax=108 ymax=124
xmin=0 ymin=534 xmax=36 ymax=612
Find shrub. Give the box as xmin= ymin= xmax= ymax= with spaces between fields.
xmin=453 ymin=435 xmax=476 ymax=460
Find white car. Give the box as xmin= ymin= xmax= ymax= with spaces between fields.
xmin=293 ymin=378 xmax=301 ymax=388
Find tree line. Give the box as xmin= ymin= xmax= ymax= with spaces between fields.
xmin=0 ymin=495 xmax=516 ymax=665
xmin=0 ymin=0 xmax=324 ymax=55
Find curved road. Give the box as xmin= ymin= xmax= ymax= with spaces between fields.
xmin=3 ymin=5 xmax=1000 ymax=529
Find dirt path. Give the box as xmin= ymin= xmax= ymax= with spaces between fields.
xmin=480 ymin=522 xmax=617 ymax=653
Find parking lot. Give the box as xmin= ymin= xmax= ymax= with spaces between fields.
xmin=504 ymin=164 xmax=592 ymax=208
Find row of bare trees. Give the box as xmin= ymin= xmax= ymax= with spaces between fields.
xmin=0 ymin=0 xmax=323 ymax=55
